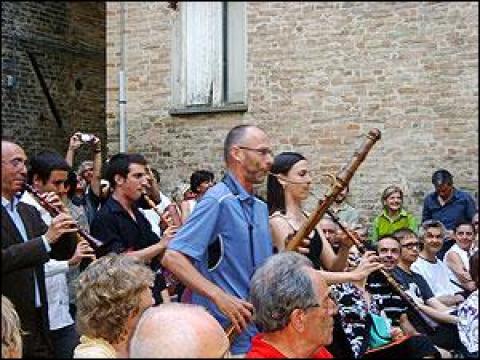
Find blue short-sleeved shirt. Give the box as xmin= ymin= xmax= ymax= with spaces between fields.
xmin=168 ymin=172 xmax=273 ymax=354
xmin=422 ymin=188 xmax=477 ymax=230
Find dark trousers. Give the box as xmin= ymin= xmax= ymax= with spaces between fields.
xmin=49 ymin=323 xmax=80 ymax=358
xmin=364 ymin=335 xmax=441 ymax=359
xmin=429 ymin=323 xmax=463 ymax=352
xmin=23 ymin=308 xmax=54 ymax=358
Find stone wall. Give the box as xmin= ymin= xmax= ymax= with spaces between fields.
xmin=1 ymin=1 xmax=106 ymax=168
xmin=106 ymin=2 xmax=478 ymax=224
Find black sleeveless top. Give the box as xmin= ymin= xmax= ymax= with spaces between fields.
xmin=270 ymin=212 xmax=323 ymax=270
xmin=305 ymin=228 xmax=323 ymax=270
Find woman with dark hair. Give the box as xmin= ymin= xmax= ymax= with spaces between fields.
xmin=267 ymin=152 xmax=380 ymax=279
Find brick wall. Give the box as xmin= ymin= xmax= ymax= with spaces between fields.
xmin=1 ymin=2 xmax=106 ymax=168
xmin=106 ymin=2 xmax=478 ymax=224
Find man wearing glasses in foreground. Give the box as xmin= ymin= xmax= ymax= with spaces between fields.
xmin=247 ymin=252 xmax=336 ymax=358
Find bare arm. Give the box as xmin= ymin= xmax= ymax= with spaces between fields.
xmin=445 ymin=251 xmax=475 ymax=290
xmin=418 ymin=301 xmax=458 ymax=324
xmin=162 ymin=249 xmax=253 ymax=332
xmin=127 ymin=227 xmax=177 ymax=263
xmin=319 ymin=250 xmax=383 ymax=285
xmin=435 ymin=294 xmax=464 ymax=307
xmin=65 ymin=132 xmax=82 ymax=166
xmin=179 ymin=201 xmax=191 ymax=224
xmin=89 ymin=136 xmax=102 ymax=197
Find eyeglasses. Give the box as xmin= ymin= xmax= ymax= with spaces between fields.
xmin=401 ymin=242 xmax=421 ymax=250
xmin=238 ymin=146 xmax=274 ymax=157
xmin=2 ymin=158 xmax=28 ymax=168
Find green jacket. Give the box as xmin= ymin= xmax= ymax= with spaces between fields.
xmin=370 ymin=208 xmax=418 ymax=243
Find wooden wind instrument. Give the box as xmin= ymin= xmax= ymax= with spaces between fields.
xmin=225 ymin=129 xmax=382 ymax=343
xmin=326 ymin=209 xmax=437 ymax=334
xmin=286 ymin=128 xmax=381 ymax=251
xmin=23 ymin=183 xmax=104 ymax=249
xmin=142 ymin=193 xmax=182 ymax=228
xmin=142 ymin=193 xmax=182 ymax=296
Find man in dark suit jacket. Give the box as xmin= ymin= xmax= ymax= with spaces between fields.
xmin=1 ymin=140 xmax=77 ymax=358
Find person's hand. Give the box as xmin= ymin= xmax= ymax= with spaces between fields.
xmin=69 ymin=132 xmax=82 ymax=151
xmin=68 ymin=239 xmax=96 ymax=266
xmin=91 ymin=135 xmax=101 ymax=152
xmin=39 ymin=192 xmax=69 ymax=214
xmin=351 ymin=250 xmax=383 ymax=281
xmin=390 ymin=326 xmax=404 ymax=340
xmin=212 ymin=289 xmax=254 ymax=333
xmin=295 ymin=236 xmax=311 ymax=255
xmin=336 ymin=228 xmax=355 ymax=249
xmin=45 ymin=212 xmax=78 ymax=244
xmin=160 ymin=225 xmax=179 ymax=246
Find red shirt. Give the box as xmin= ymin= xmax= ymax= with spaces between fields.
xmin=246 ymin=334 xmax=334 ymax=358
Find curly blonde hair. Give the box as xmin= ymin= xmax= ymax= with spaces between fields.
xmin=2 ymin=295 xmax=23 ymax=358
xmin=75 ymin=254 xmax=155 ymax=344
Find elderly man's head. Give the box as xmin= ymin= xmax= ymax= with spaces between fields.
xmin=129 ymin=303 xmax=229 ymax=358
xmin=249 ymin=252 xmax=336 ymax=351
xmin=223 ymin=125 xmax=273 ymax=185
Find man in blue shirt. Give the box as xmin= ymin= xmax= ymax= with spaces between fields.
xmin=422 ymin=169 xmax=477 ymax=259
xmin=162 ymin=125 xmax=274 ymax=355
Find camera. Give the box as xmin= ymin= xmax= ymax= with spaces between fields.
xmin=80 ymin=133 xmax=94 ymax=143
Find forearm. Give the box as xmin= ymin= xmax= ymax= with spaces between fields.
xmin=127 ymin=242 xmax=166 ymax=263
xmin=418 ymin=304 xmax=457 ymax=324
xmin=90 ymin=150 xmax=102 ymax=197
xmin=435 ymin=294 xmax=464 ymax=307
xmin=318 ymin=269 xmax=360 ymax=285
xmin=65 ymin=147 xmax=75 ymax=166
xmin=162 ymin=249 xmax=224 ymax=302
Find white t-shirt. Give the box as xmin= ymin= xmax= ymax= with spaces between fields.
xmin=411 ymin=256 xmax=463 ymax=296
xmin=444 ymin=243 xmax=472 ymax=288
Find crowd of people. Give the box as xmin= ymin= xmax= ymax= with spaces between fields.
xmin=1 ymin=125 xmax=478 ymax=358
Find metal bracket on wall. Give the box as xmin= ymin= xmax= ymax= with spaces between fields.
xmin=26 ymin=50 xmax=63 ymax=129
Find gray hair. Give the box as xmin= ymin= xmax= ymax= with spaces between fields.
xmin=249 ymin=252 xmax=317 ymax=332
xmin=418 ymin=219 xmax=446 ymax=242
xmin=77 ymin=160 xmax=93 ymax=176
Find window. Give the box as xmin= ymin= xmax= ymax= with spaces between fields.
xmin=170 ymin=2 xmax=247 ymax=114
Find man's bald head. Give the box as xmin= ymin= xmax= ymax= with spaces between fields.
xmin=129 ymin=303 xmax=229 ymax=358
xmin=1 ymin=140 xmax=21 ymax=156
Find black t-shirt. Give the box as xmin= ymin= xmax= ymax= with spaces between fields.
xmin=391 ymin=266 xmax=435 ymax=303
xmin=90 ymin=196 xmax=167 ymax=304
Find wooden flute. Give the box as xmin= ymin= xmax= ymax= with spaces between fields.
xmin=286 ymin=128 xmax=381 ymax=251
xmin=23 ymin=183 xmax=104 ymax=249
xmin=326 ymin=209 xmax=437 ymax=334
xmin=142 ymin=193 xmax=182 ymax=295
